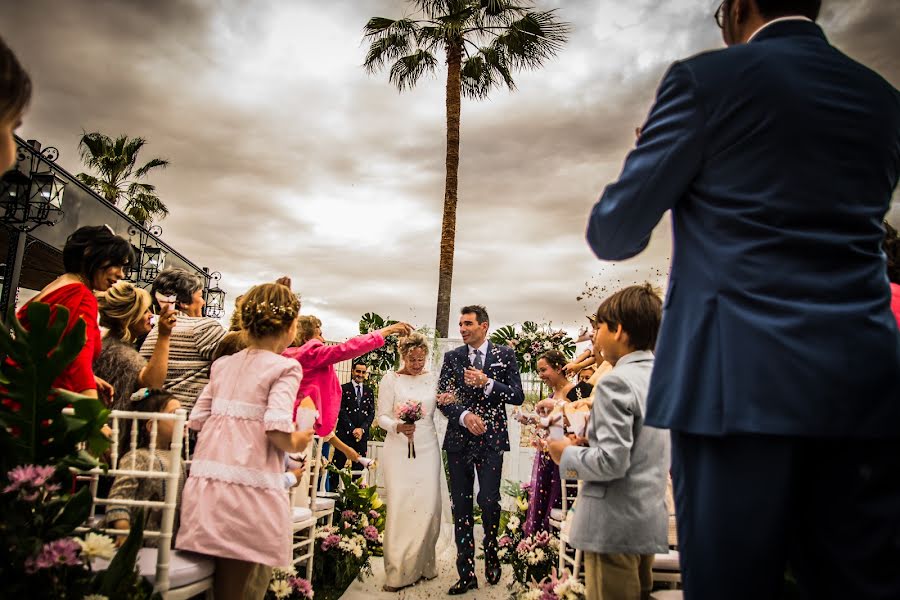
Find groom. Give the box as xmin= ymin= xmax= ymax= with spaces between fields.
xmin=438 ymin=305 xmax=524 ymax=595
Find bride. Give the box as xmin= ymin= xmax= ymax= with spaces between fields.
xmin=376 ymin=332 xmax=441 ymax=592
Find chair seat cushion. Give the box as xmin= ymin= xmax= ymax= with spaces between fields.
xmin=313 ymin=497 xmax=335 ymax=511
xmin=649 ymin=591 xmax=683 ymax=600
xmin=653 ymin=550 xmax=680 ymax=571
xmin=94 ymin=548 xmax=214 ymax=589
xmin=293 ymin=507 xmax=314 ymax=523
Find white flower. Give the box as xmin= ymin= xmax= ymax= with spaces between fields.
xmin=77 ymin=533 xmax=116 ymax=560
xmin=497 ymin=548 xmax=508 ymax=559
xmin=520 ymin=589 xmax=542 ymax=600
xmin=523 ymin=353 xmax=532 ymax=362
xmin=273 ymin=565 xmax=297 ymax=578
xmin=269 ymin=579 xmax=292 ymax=599
xmin=360 ymin=515 xmax=369 ymax=528
xmin=83 ymin=595 xmax=110 ymax=600
xmin=543 ymin=341 xmax=552 ymax=349
xmin=529 ymin=548 xmax=545 ymax=564
xmin=507 ymin=516 xmax=520 ymax=531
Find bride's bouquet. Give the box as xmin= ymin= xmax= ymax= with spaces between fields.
xmin=394 ymin=400 xmax=423 ymax=459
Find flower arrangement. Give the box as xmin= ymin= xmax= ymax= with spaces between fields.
xmin=0 ymin=304 xmax=153 ymax=599
xmin=311 ymin=466 xmax=386 ymax=600
xmin=357 ymin=312 xmax=401 ymax=383
xmin=394 ymin=400 xmax=423 ymax=458
xmin=265 ymin=566 xmax=314 ymax=599
xmin=490 ymin=322 xmax=575 ymax=374
xmin=497 ymin=480 xmax=561 ymax=585
xmin=509 ymin=569 xmax=586 ymax=600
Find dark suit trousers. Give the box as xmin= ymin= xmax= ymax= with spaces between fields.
xmin=329 ymin=436 xmax=368 ymax=488
xmin=671 ymin=432 xmax=900 ymax=600
xmin=447 ymin=448 xmax=504 ymax=580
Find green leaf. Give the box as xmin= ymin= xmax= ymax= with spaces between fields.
xmin=96 ymin=508 xmax=146 ymax=596
xmin=46 ymin=485 xmax=93 ymax=538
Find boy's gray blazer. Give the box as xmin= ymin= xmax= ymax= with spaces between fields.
xmin=559 ymin=350 xmax=670 ymax=555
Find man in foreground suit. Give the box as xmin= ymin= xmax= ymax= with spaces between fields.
xmin=331 ymin=362 xmax=375 ymax=488
xmin=585 ymin=1 xmax=900 ymax=598
xmin=437 ymin=305 xmax=524 ymax=595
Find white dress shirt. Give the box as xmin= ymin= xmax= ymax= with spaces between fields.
xmin=459 ymin=339 xmax=495 ymax=426
xmin=748 ymin=16 xmax=813 ymax=42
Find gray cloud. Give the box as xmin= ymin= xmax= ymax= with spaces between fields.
xmin=3 ymin=0 xmax=898 ymax=339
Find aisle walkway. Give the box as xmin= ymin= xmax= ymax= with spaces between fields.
xmin=341 ymin=525 xmax=510 ymax=600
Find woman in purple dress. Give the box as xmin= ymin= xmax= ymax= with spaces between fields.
xmin=522 ymin=350 xmax=575 ymax=535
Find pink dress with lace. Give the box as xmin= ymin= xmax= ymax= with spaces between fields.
xmin=176 ymin=349 xmax=302 ymax=566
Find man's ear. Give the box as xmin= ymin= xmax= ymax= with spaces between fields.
xmin=614 ymin=323 xmax=625 ymax=341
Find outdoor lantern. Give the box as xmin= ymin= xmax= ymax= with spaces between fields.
xmin=205 ymin=286 xmax=225 ymax=319
xmin=0 ymin=150 xmax=66 ymax=229
xmin=0 ymin=169 xmax=31 ymax=224
xmin=29 ymin=170 xmax=66 ymax=220
xmin=141 ymin=246 xmax=166 ymax=281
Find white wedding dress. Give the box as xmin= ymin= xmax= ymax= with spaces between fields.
xmin=377 ymin=370 xmax=442 ymax=588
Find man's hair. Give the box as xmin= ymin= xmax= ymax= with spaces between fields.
xmin=594 ymin=283 xmax=663 ymax=352
xmin=460 ymin=305 xmax=489 ymax=325
xmin=151 ymin=267 xmax=205 ymax=307
xmin=0 ymin=35 xmax=31 ymax=123
xmin=63 ymin=225 xmax=135 ymax=281
xmin=352 ymin=362 xmax=368 ymax=371
xmin=885 ymin=221 xmax=900 ymax=285
xmin=755 ymin=0 xmax=821 ymax=21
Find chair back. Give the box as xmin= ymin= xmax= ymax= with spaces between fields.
xmin=73 ymin=408 xmax=187 ymax=595
xmin=293 ymin=435 xmax=323 ymax=508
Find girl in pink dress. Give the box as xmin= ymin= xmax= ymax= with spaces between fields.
xmin=177 ymin=283 xmax=314 ymax=600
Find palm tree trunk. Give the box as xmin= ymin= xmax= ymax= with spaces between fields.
xmin=435 ymin=40 xmax=463 ymax=339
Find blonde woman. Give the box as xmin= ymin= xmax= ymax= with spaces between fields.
xmin=95 ymin=281 xmax=177 ymax=410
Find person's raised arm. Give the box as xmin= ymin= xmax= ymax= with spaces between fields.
xmin=139 ymin=305 xmax=175 ymax=388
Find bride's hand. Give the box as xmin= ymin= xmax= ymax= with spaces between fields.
xmin=396 ymin=423 xmax=416 ymax=439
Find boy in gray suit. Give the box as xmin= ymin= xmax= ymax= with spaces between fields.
xmin=549 ymin=284 xmax=670 ymax=600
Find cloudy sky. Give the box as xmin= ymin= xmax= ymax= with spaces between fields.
xmin=5 ymin=0 xmax=899 ymax=340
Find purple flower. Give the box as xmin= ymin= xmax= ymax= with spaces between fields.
xmin=25 ymin=538 xmax=82 ymax=572
xmin=341 ymin=510 xmax=357 ymax=521
xmin=363 ymin=526 xmax=379 ymax=542
xmin=290 ymin=576 xmax=314 ymax=598
xmin=533 ymin=531 xmax=551 ymax=547
xmin=369 ymin=510 xmax=380 ymax=520
xmin=516 ymin=539 xmax=532 ymax=554
xmin=4 ymin=464 xmax=56 ymax=493
xmin=321 ymin=534 xmax=341 ymax=551
xmin=498 ymin=535 xmax=514 ymax=548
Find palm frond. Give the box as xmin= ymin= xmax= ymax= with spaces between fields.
xmin=491 ymin=9 xmax=569 ymax=70
xmin=388 ymin=50 xmax=438 ymax=91
xmin=133 ymin=157 xmax=169 ymax=178
xmin=364 ymin=33 xmax=414 ymax=73
xmin=461 ymin=45 xmax=516 ymax=99
xmin=416 ymin=25 xmax=447 ymax=51
xmin=413 ymin=0 xmax=452 ymax=20
xmin=77 ymin=132 xmax=112 ymax=170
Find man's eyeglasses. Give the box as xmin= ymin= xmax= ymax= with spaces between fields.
xmin=715 ymin=0 xmax=728 ymax=29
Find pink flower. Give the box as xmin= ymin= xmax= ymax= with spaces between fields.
xmin=290 ymin=576 xmax=314 ymax=598
xmin=321 ymin=534 xmax=341 ymax=551
xmin=341 ymin=510 xmax=357 ymax=521
xmin=516 ymin=539 xmax=532 ymax=554
xmin=4 ymin=464 xmax=56 ymax=493
xmin=533 ymin=531 xmax=551 ymax=547
xmin=363 ymin=526 xmax=379 ymax=542
xmin=369 ymin=510 xmax=380 ymax=520
xmin=25 ymin=538 xmax=82 ymax=572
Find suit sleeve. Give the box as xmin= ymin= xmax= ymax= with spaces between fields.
xmin=586 ymin=60 xmax=705 ymax=260
xmin=486 ymin=348 xmax=524 ymax=406
xmin=559 ymin=373 xmax=636 ymax=482
xmin=437 ymin=352 xmax=465 ymax=423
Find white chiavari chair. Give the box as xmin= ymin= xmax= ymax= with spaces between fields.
xmin=290 ymin=444 xmax=318 ymax=579
xmin=73 ymin=408 xmax=214 ymax=599
xmin=551 ymin=478 xmax=583 ymax=582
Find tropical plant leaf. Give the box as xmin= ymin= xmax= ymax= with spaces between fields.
xmin=94 ymin=508 xmax=146 ymax=596
xmin=45 ymin=485 xmax=93 ymax=539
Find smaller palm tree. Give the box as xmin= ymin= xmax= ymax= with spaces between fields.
xmin=76 ymin=132 xmax=170 ymax=224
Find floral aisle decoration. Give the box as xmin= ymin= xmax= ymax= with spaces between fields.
xmin=490 ymin=322 xmax=576 ymax=375
xmin=509 ymin=569 xmax=586 ymax=600
xmin=265 ymin=566 xmax=314 ymax=599
xmin=310 ymin=466 xmax=386 ymax=600
xmin=0 ymin=304 xmax=153 ymax=599
xmin=497 ymin=480 xmax=561 ymax=585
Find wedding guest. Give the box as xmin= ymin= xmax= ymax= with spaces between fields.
xmin=282 ymin=312 xmax=411 ymax=462
xmin=585 ymin=1 xmax=900 ymax=597
xmin=106 ymin=388 xmax=184 ymax=547
xmin=578 ymin=365 xmax=596 ymax=384
xmin=522 ymin=350 xmax=573 ymax=535
xmin=177 ymin=282 xmax=314 ymax=600
xmin=15 ymin=226 xmax=133 ymax=402
xmin=330 ymin=362 xmax=376 ymax=488
xmin=139 ymin=268 xmax=226 ymax=413
xmin=1 ymin=35 xmax=29 ymax=173
xmin=884 ymin=221 xmax=900 ymax=328
xmin=549 ymin=284 xmax=669 ymax=600
xmin=95 ymin=281 xmax=177 ymax=410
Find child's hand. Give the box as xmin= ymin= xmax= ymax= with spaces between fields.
xmin=289 ymin=467 xmax=304 ymax=487
xmin=293 ymin=428 xmax=315 ymax=452
xmin=548 ymin=437 xmax=573 ymax=464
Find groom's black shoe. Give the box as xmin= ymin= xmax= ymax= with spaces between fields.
xmin=448 ymin=578 xmax=478 ymax=595
xmin=485 ymin=554 xmax=502 ymax=585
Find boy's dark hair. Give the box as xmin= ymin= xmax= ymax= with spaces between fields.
xmin=538 ymin=349 xmax=567 ymax=372
xmin=755 ymin=0 xmax=821 ymax=21
xmin=121 ymin=388 xmax=176 ymax=450
xmin=594 ymin=283 xmax=663 ymax=352
xmin=62 ymin=225 xmax=135 ymax=281
xmin=885 ymin=221 xmax=900 ymax=285
xmin=0 ymin=36 xmax=31 ymax=123
xmin=460 ymin=305 xmax=489 ymax=325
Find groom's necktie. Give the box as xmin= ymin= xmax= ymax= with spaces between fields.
xmin=473 ymin=349 xmax=484 ymax=370
xmin=355 ymin=384 xmax=362 ymax=405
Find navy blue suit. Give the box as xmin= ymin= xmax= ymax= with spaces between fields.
xmin=438 ymin=342 xmax=524 ymax=580
xmin=587 ymin=20 xmax=900 ymax=600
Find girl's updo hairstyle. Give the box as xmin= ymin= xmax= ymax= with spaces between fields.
xmin=0 ymin=35 xmax=31 ymax=123
xmin=239 ymin=283 xmax=299 ymax=339
xmin=98 ymin=281 xmax=152 ymax=343
xmin=538 ymin=349 xmax=567 ymax=372
xmin=399 ymin=331 xmax=429 ymax=357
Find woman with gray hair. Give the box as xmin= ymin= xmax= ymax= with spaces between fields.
xmin=139 ymin=267 xmax=226 ymax=413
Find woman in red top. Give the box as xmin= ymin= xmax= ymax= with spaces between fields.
xmin=18 ymin=225 xmax=135 ymax=400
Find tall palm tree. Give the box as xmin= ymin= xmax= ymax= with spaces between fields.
xmin=76 ymin=132 xmax=170 ymax=225
xmin=363 ymin=0 xmax=569 ymax=337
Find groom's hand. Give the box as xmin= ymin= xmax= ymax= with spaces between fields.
xmin=464 ymin=366 xmax=489 ymax=388
xmin=463 ymin=413 xmax=486 ymax=436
